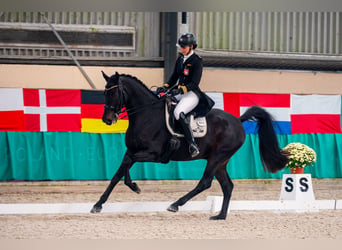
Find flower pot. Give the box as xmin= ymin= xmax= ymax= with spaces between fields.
xmin=290 ymin=167 xmax=304 ymax=174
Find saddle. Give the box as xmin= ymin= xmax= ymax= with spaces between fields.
xmin=165 ymin=97 xmax=207 ymax=138
xmin=160 ymin=97 xmax=208 ymax=163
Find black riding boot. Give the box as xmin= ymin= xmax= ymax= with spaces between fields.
xmin=179 ymin=112 xmax=200 ymax=158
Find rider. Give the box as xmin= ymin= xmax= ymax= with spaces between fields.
xmin=157 ymin=32 xmax=214 ymax=158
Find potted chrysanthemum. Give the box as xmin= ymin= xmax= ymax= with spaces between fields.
xmin=283 ymin=142 xmax=317 ymax=174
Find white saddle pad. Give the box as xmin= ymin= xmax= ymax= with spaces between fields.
xmin=165 ymin=103 xmax=207 ymax=138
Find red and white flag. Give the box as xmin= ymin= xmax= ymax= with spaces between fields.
xmin=23 ymin=89 xmax=81 ymax=132
xmin=221 ymin=93 xmax=291 ymax=134
xmin=291 ymin=94 xmax=341 ymax=134
xmin=0 ymin=88 xmax=25 ymax=131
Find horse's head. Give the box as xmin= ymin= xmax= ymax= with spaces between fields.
xmin=102 ymin=71 xmax=124 ymax=125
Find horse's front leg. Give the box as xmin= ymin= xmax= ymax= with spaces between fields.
xmin=90 ymin=152 xmax=135 ymax=213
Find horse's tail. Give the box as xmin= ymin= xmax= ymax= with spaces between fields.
xmin=239 ymin=105 xmax=289 ymax=173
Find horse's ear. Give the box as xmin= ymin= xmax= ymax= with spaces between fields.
xmin=102 ymin=71 xmax=110 ymax=81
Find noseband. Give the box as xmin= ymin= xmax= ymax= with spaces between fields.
xmin=104 ymin=83 xmax=125 ymax=119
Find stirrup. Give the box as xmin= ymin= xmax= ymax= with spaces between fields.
xmin=189 ymin=144 xmax=200 ymax=158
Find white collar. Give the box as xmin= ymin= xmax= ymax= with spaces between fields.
xmin=183 ymin=50 xmax=194 ymax=63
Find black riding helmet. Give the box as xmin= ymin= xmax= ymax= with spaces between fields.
xmin=177 ymin=32 xmax=198 ymax=49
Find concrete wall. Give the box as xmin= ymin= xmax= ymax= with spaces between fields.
xmin=0 ymin=64 xmax=164 ymax=90
xmin=0 ymin=64 xmax=341 ymax=94
xmin=202 ymin=68 xmax=342 ymax=94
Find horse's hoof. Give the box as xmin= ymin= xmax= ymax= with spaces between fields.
xmin=126 ymin=182 xmax=141 ymax=194
xmin=90 ymin=205 xmax=102 ymax=213
xmin=167 ymin=204 xmax=179 ymax=213
xmin=209 ymin=214 xmax=226 ymax=220
xmin=132 ymin=182 xmax=141 ymax=194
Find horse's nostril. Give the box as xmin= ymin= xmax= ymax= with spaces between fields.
xmin=102 ymin=117 xmax=112 ymax=125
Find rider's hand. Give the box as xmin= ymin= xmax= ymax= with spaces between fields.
xmin=171 ymin=88 xmax=183 ymax=96
xmin=156 ymin=86 xmax=167 ymax=94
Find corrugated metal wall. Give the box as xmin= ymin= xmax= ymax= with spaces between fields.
xmin=1 ymin=11 xmax=341 ymax=60
xmin=0 ymin=11 xmax=161 ymax=58
xmin=190 ymin=12 xmax=341 ymax=55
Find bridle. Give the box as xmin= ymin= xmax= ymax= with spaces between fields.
xmin=104 ymin=83 xmax=125 ymax=123
xmin=104 ymin=81 xmax=165 ymax=121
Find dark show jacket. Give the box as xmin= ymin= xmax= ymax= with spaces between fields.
xmin=167 ymin=53 xmax=215 ymax=118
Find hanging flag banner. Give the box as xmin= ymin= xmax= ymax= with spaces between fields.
xmin=0 ymin=88 xmax=341 ymax=134
xmin=23 ymin=89 xmax=81 ymax=132
xmin=240 ymin=93 xmax=291 ymax=134
xmin=291 ymin=94 xmax=341 ymax=134
xmin=206 ymin=92 xmax=224 ymax=110
xmin=0 ymin=88 xmax=25 ymax=131
xmin=81 ymin=90 xmax=128 ymax=133
xmin=222 ymin=93 xmax=291 ymax=134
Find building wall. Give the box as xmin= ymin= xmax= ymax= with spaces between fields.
xmin=1 ymin=11 xmax=341 ymax=94
xmin=190 ymin=12 xmax=342 ymax=55
xmin=202 ymin=68 xmax=342 ymax=94
xmin=0 ymin=64 xmax=164 ymax=90
xmin=0 ymin=12 xmax=161 ymax=59
xmin=1 ymin=64 xmax=341 ymax=95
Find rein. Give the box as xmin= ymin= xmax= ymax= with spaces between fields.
xmin=119 ymin=98 xmax=165 ymax=120
xmin=104 ymin=84 xmax=167 ymax=121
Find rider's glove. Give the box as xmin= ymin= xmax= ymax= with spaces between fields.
xmin=156 ymin=86 xmax=167 ymax=94
xmin=171 ymin=88 xmax=183 ymax=96
xmin=178 ymin=85 xmax=187 ymax=94
xmin=156 ymin=83 xmax=170 ymax=94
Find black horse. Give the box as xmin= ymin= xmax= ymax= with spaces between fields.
xmin=90 ymin=72 xmax=288 ymax=220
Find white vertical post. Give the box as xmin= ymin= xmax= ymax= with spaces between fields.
xmin=179 ymin=12 xmax=189 ymax=36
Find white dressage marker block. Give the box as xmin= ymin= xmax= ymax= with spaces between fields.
xmin=279 ymin=174 xmax=318 ymax=212
xmin=280 ymin=174 xmax=315 ymax=201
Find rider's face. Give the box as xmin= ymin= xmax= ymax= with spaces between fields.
xmin=179 ymin=46 xmax=192 ymax=55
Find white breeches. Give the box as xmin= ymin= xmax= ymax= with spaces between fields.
xmin=174 ymin=91 xmax=199 ymax=120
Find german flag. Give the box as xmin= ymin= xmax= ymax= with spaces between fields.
xmin=81 ymin=90 xmax=129 ymax=133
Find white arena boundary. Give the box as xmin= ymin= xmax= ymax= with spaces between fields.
xmin=0 ymin=197 xmax=342 ymax=215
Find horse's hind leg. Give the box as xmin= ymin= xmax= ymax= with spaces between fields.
xmin=91 ymin=152 xmax=134 ymax=213
xmin=209 ymin=163 xmax=234 ymax=220
xmin=167 ymin=159 xmax=217 ymax=213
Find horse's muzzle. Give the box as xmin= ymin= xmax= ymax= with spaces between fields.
xmin=102 ymin=113 xmax=118 ymax=125
xmin=102 ymin=118 xmax=113 ymax=125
